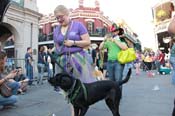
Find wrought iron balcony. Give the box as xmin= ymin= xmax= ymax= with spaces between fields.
xmin=38 ymin=33 xmax=53 ymax=42
xmin=5 ymin=40 xmax=14 ymax=46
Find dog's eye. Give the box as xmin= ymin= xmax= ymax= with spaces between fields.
xmin=61 ymin=79 xmax=66 ymax=83
xmin=61 ymin=77 xmax=69 ymax=84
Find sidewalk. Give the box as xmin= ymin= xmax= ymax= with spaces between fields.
xmin=0 ymin=70 xmax=175 ymax=116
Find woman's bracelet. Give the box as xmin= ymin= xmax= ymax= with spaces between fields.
xmin=73 ymin=40 xmax=76 ymax=46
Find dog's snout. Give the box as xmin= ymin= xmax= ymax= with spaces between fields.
xmin=48 ymin=78 xmax=54 ymax=85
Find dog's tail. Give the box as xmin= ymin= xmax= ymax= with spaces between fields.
xmin=119 ymin=68 xmax=132 ymax=86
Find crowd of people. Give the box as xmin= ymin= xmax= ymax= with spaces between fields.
xmin=0 ymin=51 xmax=20 ymax=109
xmin=0 ymin=4 xmax=175 ymax=116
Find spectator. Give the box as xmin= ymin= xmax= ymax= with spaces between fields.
xmin=99 ymin=48 xmax=108 ymax=78
xmin=25 ymin=47 xmax=34 ymax=85
xmin=14 ymin=67 xmax=29 ymax=94
xmin=84 ymin=46 xmax=93 ymax=65
xmin=91 ymin=47 xmax=97 ymax=66
xmin=169 ymin=38 xmax=175 ymax=85
xmin=47 ymin=56 xmax=53 ymax=79
xmin=48 ymin=47 xmax=55 ymax=77
xmin=134 ymin=50 xmax=142 ymax=75
xmin=43 ymin=46 xmax=50 ymax=78
xmin=37 ymin=46 xmax=45 ymax=85
xmin=95 ymin=48 xmax=100 ymax=68
xmin=119 ymin=28 xmax=134 ymax=78
xmin=0 ymin=51 xmax=18 ymax=109
xmin=99 ymin=24 xmax=128 ymax=94
xmin=144 ymin=53 xmax=153 ymax=77
xmin=168 ymin=19 xmax=175 ymax=111
xmin=156 ymin=50 xmax=165 ymax=74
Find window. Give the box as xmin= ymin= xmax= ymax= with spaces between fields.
xmin=87 ymin=21 xmax=94 ymax=34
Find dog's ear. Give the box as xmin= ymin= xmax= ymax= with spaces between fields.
xmin=55 ymin=72 xmax=74 ymax=91
xmin=57 ymin=72 xmax=72 ymax=79
xmin=48 ymin=73 xmax=64 ymax=86
xmin=57 ymin=73 xmax=72 ymax=82
xmin=54 ymin=72 xmax=71 ymax=84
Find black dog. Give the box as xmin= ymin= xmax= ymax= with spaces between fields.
xmin=48 ymin=69 xmax=132 ymax=116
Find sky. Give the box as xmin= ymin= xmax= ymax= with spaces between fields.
xmin=37 ymin=0 xmax=161 ymax=50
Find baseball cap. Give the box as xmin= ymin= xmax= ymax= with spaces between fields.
xmin=110 ymin=23 xmax=119 ymax=32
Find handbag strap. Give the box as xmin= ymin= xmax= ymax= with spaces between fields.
xmin=54 ymin=21 xmax=73 ymax=72
xmin=55 ymin=21 xmax=72 ymax=53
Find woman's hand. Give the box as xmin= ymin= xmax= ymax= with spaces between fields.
xmin=48 ymin=48 xmax=53 ymax=54
xmin=5 ymin=70 xmax=17 ymax=79
xmin=108 ymin=38 xmax=114 ymax=42
xmin=113 ymin=39 xmax=128 ymax=50
xmin=64 ymin=40 xmax=74 ymax=47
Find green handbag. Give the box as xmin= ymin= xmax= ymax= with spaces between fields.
xmin=117 ymin=48 xmax=136 ymax=64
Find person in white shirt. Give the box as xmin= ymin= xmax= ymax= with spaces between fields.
xmin=47 ymin=56 xmax=53 ymax=79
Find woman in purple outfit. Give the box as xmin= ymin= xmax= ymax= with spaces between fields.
xmin=52 ymin=4 xmax=96 ymax=116
xmin=53 ymin=5 xmax=96 ymax=83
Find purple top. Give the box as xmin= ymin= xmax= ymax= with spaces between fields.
xmin=53 ymin=21 xmax=88 ymax=55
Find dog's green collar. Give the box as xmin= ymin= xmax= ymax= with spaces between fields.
xmin=69 ymin=86 xmax=81 ymax=104
xmin=81 ymin=82 xmax=87 ymax=101
xmin=67 ymin=80 xmax=77 ymax=95
xmin=68 ymin=80 xmax=88 ymax=104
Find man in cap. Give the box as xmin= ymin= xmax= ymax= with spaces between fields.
xmin=99 ymin=23 xmax=128 ymax=96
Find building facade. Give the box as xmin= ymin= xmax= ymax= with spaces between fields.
xmin=39 ymin=0 xmax=139 ymax=49
xmin=0 ymin=0 xmax=41 ymax=73
xmin=1 ymin=0 xmax=140 ymax=61
xmin=152 ymin=0 xmax=175 ymax=53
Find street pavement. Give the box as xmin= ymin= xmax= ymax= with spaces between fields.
xmin=0 ymin=70 xmax=175 ymax=116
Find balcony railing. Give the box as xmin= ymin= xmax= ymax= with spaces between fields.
xmin=38 ymin=30 xmax=107 ymax=43
xmin=89 ymin=28 xmax=107 ymax=37
xmin=5 ymin=40 xmax=14 ymax=46
xmin=39 ymin=33 xmax=53 ymax=42
xmin=89 ymin=32 xmax=104 ymax=37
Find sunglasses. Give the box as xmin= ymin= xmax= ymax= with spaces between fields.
xmin=55 ymin=15 xmax=65 ymax=20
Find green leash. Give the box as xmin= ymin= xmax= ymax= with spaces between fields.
xmin=69 ymin=81 xmax=88 ymax=104
xmin=81 ymin=82 xmax=88 ymax=101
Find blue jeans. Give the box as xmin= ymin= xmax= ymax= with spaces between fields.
xmin=107 ymin=60 xmax=124 ymax=83
xmin=44 ymin=63 xmax=52 ymax=79
xmin=170 ymin=56 xmax=175 ymax=85
xmin=7 ymin=81 xmax=20 ymax=95
xmin=37 ymin=63 xmax=45 ymax=84
xmin=48 ymin=69 xmax=53 ymax=79
xmin=25 ymin=64 xmax=33 ymax=85
xmin=0 ymin=95 xmax=18 ymax=106
xmin=123 ymin=62 xmax=133 ymax=77
xmin=156 ymin=60 xmax=161 ymax=72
